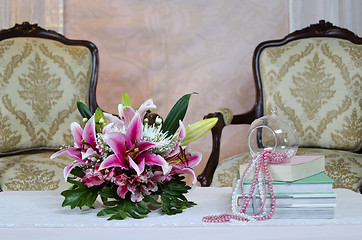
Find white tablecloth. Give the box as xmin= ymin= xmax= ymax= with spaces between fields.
xmin=1 ymin=187 xmax=362 ymax=240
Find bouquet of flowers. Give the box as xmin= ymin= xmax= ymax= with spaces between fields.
xmin=51 ymin=92 xmax=217 ymax=220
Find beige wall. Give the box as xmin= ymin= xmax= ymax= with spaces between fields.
xmin=63 ymin=0 xmax=289 ymax=184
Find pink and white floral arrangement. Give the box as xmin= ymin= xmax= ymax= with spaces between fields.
xmin=51 ymin=92 xmax=217 ymax=220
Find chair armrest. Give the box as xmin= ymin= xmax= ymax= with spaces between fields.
xmin=197 ymin=106 xmax=259 ymax=187
xmin=197 ymin=112 xmax=226 ymax=187
xmin=231 ymin=104 xmax=260 ymax=124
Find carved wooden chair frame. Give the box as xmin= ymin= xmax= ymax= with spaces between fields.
xmin=197 ymin=20 xmax=362 ymax=187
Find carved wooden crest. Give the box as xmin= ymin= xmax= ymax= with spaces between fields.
xmin=0 ymin=22 xmax=58 ymax=35
xmin=290 ymin=20 xmax=360 ymax=40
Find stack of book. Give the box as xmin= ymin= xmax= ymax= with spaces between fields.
xmin=235 ymin=155 xmax=336 ymax=219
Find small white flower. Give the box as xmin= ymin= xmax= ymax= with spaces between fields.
xmin=142 ymin=123 xmax=175 ymax=154
xmin=155 ymin=116 xmax=162 ymax=125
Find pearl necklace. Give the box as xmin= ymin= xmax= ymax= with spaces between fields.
xmin=202 ymin=150 xmax=292 ymax=223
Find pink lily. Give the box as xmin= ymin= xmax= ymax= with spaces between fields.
xmin=103 ymin=112 xmax=125 ymax=132
xmin=99 ymin=113 xmax=170 ymax=176
xmin=113 ymin=173 xmax=129 ymax=199
xmin=110 ymin=171 xmax=158 ymax=202
xmin=51 ymin=117 xmax=97 ymax=179
xmin=138 ymin=99 xmax=157 ymax=119
xmin=164 ymin=121 xmax=201 ymax=184
xmin=165 ymin=146 xmax=201 ymax=184
xmin=118 ymin=104 xmax=136 ymax=128
xmin=82 ymin=168 xmax=104 ymax=187
xmin=118 ymin=99 xmax=156 ymax=127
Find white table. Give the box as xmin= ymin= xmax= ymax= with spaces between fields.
xmin=1 ymin=187 xmax=362 ymax=240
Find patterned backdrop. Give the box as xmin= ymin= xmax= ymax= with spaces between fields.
xmin=63 ymin=0 xmax=289 ymax=184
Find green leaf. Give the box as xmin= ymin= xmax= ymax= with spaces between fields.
xmin=61 ymin=180 xmax=103 ymax=209
xmin=97 ymin=198 xmax=151 ymax=220
xmin=77 ymin=101 xmax=93 ymax=119
xmin=143 ymin=195 xmax=161 ymax=206
xmin=98 ymin=185 xmax=118 ymax=199
xmin=94 ymin=108 xmax=107 ymax=133
xmin=162 ymin=92 xmax=197 ymax=137
xmin=121 ymin=92 xmax=132 ymax=107
xmin=157 ymin=175 xmax=196 ymax=215
xmin=108 ymin=210 xmax=129 ymax=220
xmin=70 ymin=166 xmax=85 ymax=178
xmin=96 ymin=185 xmax=152 ymax=220
xmin=102 ymin=200 xmax=118 ymax=207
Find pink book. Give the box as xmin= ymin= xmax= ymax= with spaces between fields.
xmin=239 ymin=155 xmax=325 ymax=182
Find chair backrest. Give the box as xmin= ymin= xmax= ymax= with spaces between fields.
xmin=253 ymin=20 xmax=361 ymax=152
xmin=0 ymin=22 xmax=99 ymax=155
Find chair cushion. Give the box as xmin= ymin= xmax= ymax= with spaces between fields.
xmin=0 ymin=152 xmax=72 ymax=191
xmin=0 ymin=37 xmax=92 ymax=153
xmin=259 ymin=38 xmax=361 ymax=152
xmin=211 ymin=148 xmax=362 ymax=192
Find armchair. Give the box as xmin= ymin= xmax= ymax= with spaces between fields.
xmin=198 ymin=20 xmax=362 ymax=192
xmin=0 ymin=22 xmax=99 ymax=191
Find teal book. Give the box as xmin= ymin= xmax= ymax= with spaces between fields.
xmin=243 ymin=206 xmax=335 ymax=219
xmin=240 ymin=172 xmax=334 ymax=194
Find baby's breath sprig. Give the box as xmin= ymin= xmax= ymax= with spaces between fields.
xmin=60 ymin=144 xmax=71 ymax=150
xmin=95 ymin=133 xmax=113 ymax=161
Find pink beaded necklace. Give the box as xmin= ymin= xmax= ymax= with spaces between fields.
xmin=202 ymin=149 xmax=293 ymax=223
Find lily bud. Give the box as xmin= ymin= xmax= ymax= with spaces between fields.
xmin=95 ymin=108 xmax=107 ymax=133
xmin=121 ymin=92 xmax=132 ymax=107
xmin=181 ymin=117 xmax=218 ymax=146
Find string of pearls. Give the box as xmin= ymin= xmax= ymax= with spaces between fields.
xmin=202 ymin=150 xmax=290 ymax=223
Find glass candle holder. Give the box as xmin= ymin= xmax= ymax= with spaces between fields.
xmin=247 ymin=107 xmax=299 ymax=160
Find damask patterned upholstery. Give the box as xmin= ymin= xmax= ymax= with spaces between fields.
xmin=261 ymin=38 xmax=361 ymax=151
xmin=0 ymin=38 xmax=91 ymax=152
xmin=0 ymin=23 xmax=98 ymax=191
xmin=200 ymin=21 xmax=362 ymax=192
xmin=0 ymin=153 xmax=73 ymax=190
